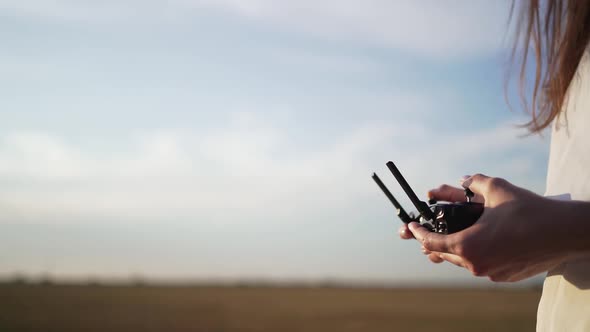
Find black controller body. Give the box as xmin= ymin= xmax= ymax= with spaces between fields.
xmin=419 ymin=202 xmax=484 ymax=234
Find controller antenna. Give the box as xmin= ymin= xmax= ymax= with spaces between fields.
xmin=386 ymin=161 xmax=436 ymax=221
xmin=372 ymin=173 xmax=412 ymax=223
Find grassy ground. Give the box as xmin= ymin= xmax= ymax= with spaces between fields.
xmin=0 ymin=284 xmax=541 ymax=332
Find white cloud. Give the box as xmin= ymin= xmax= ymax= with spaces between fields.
xmin=266 ymin=48 xmax=383 ymax=75
xmin=0 ymin=0 xmax=133 ymax=22
xmin=1 ymin=0 xmax=512 ymax=58
xmin=0 ymin=132 xmax=84 ymax=178
xmin=187 ymin=0 xmax=511 ymax=58
xmin=0 ymin=111 xmax=547 ymax=225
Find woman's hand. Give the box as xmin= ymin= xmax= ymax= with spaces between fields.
xmin=399 ymin=174 xmax=590 ymax=282
xmin=397 ymin=183 xmax=484 ymax=264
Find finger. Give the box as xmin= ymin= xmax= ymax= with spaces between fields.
xmin=398 ymin=224 xmax=414 ymax=240
xmin=461 ymin=173 xmax=490 ymax=194
xmin=408 ymin=222 xmax=457 ymax=254
xmin=461 ymin=173 xmax=511 ymax=197
xmin=427 ymin=184 xmax=466 ymax=202
xmin=428 ymin=253 xmax=444 ymax=264
xmin=438 ymin=253 xmax=468 ymax=269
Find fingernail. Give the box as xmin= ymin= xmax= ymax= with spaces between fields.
xmin=460 ymin=175 xmax=472 ymax=188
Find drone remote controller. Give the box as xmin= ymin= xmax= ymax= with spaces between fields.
xmin=372 ymin=161 xmax=484 ymax=234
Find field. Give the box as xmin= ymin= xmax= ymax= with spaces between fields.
xmin=0 ymin=283 xmax=541 ymax=332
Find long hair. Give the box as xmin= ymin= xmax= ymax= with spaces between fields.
xmin=511 ymin=0 xmax=590 ymax=132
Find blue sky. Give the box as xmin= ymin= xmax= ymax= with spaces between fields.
xmin=0 ymin=1 xmax=550 ymax=286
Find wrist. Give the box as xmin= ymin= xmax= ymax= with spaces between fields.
xmin=551 ymin=199 xmax=590 ymax=260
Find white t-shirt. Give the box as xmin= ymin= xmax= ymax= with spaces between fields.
xmin=537 ymin=48 xmax=590 ymax=331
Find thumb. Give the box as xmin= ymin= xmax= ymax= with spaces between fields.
xmin=408 ymin=222 xmax=458 ymax=254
